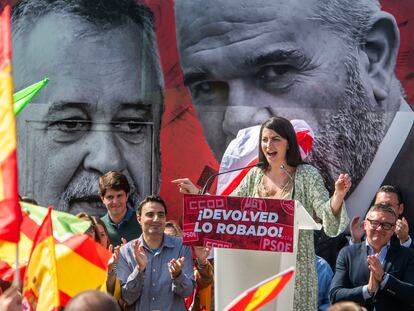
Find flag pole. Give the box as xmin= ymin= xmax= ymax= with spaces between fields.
xmin=13 ymin=243 xmax=20 ymax=288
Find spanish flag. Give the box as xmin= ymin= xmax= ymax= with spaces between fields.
xmin=55 ymin=233 xmax=111 ymax=306
xmin=0 ymin=3 xmax=22 ymax=278
xmin=0 ymin=3 xmax=21 ymax=243
xmin=22 ymin=207 xmax=60 ymax=311
xmin=0 ymin=202 xmax=91 ymax=282
xmin=20 ymin=205 xmax=111 ymax=309
xmin=224 ymin=267 xmax=294 ymax=311
xmin=0 ymin=203 xmax=110 ymax=308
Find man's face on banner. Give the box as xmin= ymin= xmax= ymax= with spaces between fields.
xmin=14 ymin=13 xmax=162 ymax=215
xmin=175 ymin=0 xmax=397 ymax=189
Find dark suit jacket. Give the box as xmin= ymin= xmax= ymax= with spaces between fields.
xmin=391 ymin=233 xmax=414 ymax=249
xmin=329 ymin=242 xmax=414 ymax=311
xmin=383 ymin=118 xmax=414 ymax=237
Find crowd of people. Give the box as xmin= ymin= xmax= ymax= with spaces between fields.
xmin=1 ymin=117 xmax=414 ymax=311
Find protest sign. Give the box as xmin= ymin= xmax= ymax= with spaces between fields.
xmin=182 ymin=194 xmax=294 ymax=252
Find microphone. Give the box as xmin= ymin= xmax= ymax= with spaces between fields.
xmin=201 ymin=162 xmax=265 ymax=195
xmin=280 ymin=164 xmax=294 ymax=182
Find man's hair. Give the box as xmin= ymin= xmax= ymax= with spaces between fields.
xmin=12 ymin=0 xmax=165 ymax=195
xmin=11 ymin=0 xmax=164 ymax=91
xmin=312 ymin=0 xmax=405 ymax=95
xmin=75 ymin=212 xmax=100 ymax=244
xmin=91 ymin=216 xmax=110 ymax=247
xmin=313 ymin=0 xmax=381 ymax=47
xmin=99 ymin=171 xmax=130 ymax=196
xmin=258 ymin=116 xmax=304 ymax=170
xmin=137 ymin=195 xmax=167 ymax=215
xmin=376 ymin=184 xmax=403 ymax=204
xmin=366 ymin=203 xmax=397 ymax=222
xmin=65 ymin=290 xmax=120 ymax=311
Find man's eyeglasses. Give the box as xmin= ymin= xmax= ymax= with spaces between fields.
xmin=366 ymin=219 xmax=395 ymax=231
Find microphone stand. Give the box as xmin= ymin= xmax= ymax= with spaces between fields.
xmin=201 ymin=162 xmax=265 ymax=195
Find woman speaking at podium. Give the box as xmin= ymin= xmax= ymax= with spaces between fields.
xmin=173 ymin=116 xmax=351 ymax=311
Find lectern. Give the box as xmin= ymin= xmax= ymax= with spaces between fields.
xmin=182 ymin=194 xmax=321 ymax=311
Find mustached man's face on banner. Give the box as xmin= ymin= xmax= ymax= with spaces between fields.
xmin=13 ymin=13 xmax=162 ymax=216
xmin=175 ymin=0 xmax=400 ymax=190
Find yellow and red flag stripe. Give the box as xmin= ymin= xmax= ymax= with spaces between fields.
xmin=56 ymin=234 xmax=111 ymax=306
xmin=22 ymin=208 xmax=60 ymax=311
xmin=224 ymin=267 xmax=295 ymax=311
xmin=0 ymin=3 xmax=21 ymax=245
xmin=14 ymin=204 xmax=111 ymax=310
xmin=0 ymin=203 xmax=91 ymax=282
xmin=0 ymin=203 xmax=111 ymax=308
xmin=0 ymin=209 xmax=39 ymax=281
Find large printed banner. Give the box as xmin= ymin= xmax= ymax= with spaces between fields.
xmin=7 ymin=0 xmax=414 ymax=232
xmin=182 ymin=194 xmax=294 ymax=253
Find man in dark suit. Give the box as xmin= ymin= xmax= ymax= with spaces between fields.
xmin=330 ymin=203 xmax=414 ymax=311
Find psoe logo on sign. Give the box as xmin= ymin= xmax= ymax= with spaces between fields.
xmin=241 ymin=197 xmax=266 ymax=212
xmin=183 ymin=223 xmax=199 ymax=242
xmin=204 ymin=238 xmax=232 ymax=249
xmin=260 ymin=237 xmax=293 ymax=253
xmin=188 ymin=197 xmax=226 ymax=211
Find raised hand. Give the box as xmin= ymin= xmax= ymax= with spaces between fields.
xmin=168 ymin=256 xmax=185 ymax=279
xmin=133 ymin=240 xmax=147 ymax=272
xmin=171 ymin=178 xmax=200 ymax=194
xmin=334 ymin=173 xmax=352 ymax=197
xmin=331 ymin=173 xmax=352 ymax=216
xmin=107 ymin=244 xmax=120 ymax=275
xmin=194 ymin=246 xmax=211 ymax=266
xmin=395 ymin=217 xmax=410 ymax=243
xmin=350 ymin=216 xmax=364 ymax=243
xmin=0 ymin=286 xmax=21 ymax=311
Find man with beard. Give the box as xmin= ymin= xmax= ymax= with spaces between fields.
xmin=12 ymin=0 xmax=163 ymax=216
xmin=174 ymin=0 xmax=414 ymax=225
xmin=99 ymin=171 xmax=141 ymax=246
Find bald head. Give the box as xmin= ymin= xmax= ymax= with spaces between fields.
xmin=65 ymin=290 xmax=120 ymax=311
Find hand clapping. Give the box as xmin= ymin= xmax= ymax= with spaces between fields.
xmin=168 ymin=256 xmax=185 ymax=279
xmin=107 ymin=244 xmax=120 ymax=275
xmin=133 ymin=240 xmax=148 ymax=272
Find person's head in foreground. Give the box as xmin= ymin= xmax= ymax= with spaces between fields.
xmin=328 ymin=300 xmax=368 ymax=311
xmin=65 ymin=290 xmax=120 ymax=311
